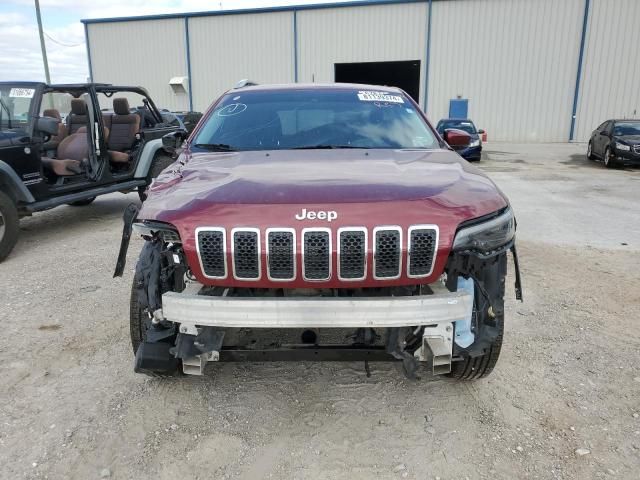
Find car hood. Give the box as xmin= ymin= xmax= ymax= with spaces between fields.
xmin=138 ymin=148 xmax=509 ymax=288
xmin=141 ymin=148 xmax=505 ymax=215
xmin=614 ymin=135 xmax=640 ymax=145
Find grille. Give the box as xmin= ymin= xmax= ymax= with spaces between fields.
xmin=374 ymin=228 xmax=401 ymax=279
xmin=267 ymin=230 xmax=295 ymax=280
xmin=339 ymin=229 xmax=366 ymax=280
xmin=232 ymin=230 xmax=260 ymax=279
xmin=197 ymin=229 xmax=226 ymax=278
xmin=408 ymin=227 xmax=437 ymax=277
xmin=634 ymin=145 xmax=640 ymax=155
xmin=303 ymin=229 xmax=331 ymax=280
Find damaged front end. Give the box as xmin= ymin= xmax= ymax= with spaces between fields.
xmin=114 ymin=205 xmax=522 ymax=380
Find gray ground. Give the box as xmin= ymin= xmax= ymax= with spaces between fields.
xmin=1 ymin=143 xmax=639 ymax=479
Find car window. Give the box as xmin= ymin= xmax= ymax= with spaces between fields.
xmin=437 ymin=120 xmax=477 ymax=134
xmin=0 ymin=86 xmax=35 ymax=128
xmin=193 ymin=89 xmax=438 ymax=151
xmin=40 ymin=92 xmax=76 ymax=121
xmin=613 ymin=122 xmax=640 ymax=136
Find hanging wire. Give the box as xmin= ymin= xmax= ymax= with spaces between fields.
xmin=43 ymin=31 xmax=85 ymax=48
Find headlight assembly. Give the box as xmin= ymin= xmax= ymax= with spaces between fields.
xmin=469 ymin=139 xmax=480 ymax=147
xmin=133 ymin=221 xmax=181 ymax=243
xmin=452 ymin=207 xmax=515 ymax=253
xmin=615 ymin=142 xmax=630 ymax=151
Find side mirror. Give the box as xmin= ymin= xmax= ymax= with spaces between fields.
xmin=36 ymin=116 xmax=59 ymax=136
xmin=478 ymin=129 xmax=485 ymax=134
xmin=443 ymin=128 xmax=471 ymax=149
xmin=162 ymin=130 xmax=186 ymax=154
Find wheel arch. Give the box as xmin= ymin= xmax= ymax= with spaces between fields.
xmin=133 ymin=139 xmax=164 ymax=180
xmin=0 ymin=161 xmax=35 ymax=205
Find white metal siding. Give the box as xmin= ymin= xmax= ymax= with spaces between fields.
xmin=87 ymin=19 xmax=189 ymax=111
xmin=188 ymin=12 xmax=294 ymax=111
xmin=428 ymin=0 xmax=584 ymax=142
xmin=297 ymin=3 xmax=428 ymax=107
xmin=574 ymin=0 xmax=640 ymax=142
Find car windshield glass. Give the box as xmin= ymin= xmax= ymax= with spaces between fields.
xmin=0 ymin=86 xmax=35 ymax=128
xmin=438 ymin=120 xmax=476 ymax=134
xmin=613 ymin=122 xmax=640 ymax=136
xmin=192 ymin=89 xmax=438 ymax=151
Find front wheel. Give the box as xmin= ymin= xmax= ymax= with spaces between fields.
xmin=0 ymin=190 xmax=20 ymax=262
xmin=603 ymin=146 xmax=616 ymax=168
xmin=448 ymin=320 xmax=504 ymax=380
xmin=587 ymin=141 xmax=595 ymax=160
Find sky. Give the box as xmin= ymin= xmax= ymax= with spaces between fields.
xmin=0 ymin=0 xmax=362 ymax=84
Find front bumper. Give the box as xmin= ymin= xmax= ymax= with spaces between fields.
xmin=459 ymin=145 xmax=482 ymax=161
xmin=614 ymin=147 xmax=640 ymax=164
xmin=162 ymin=285 xmax=471 ymax=329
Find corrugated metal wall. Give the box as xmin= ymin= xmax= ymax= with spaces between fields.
xmin=428 ymin=0 xmax=584 ymax=142
xmin=297 ymin=3 xmax=428 ymax=107
xmin=87 ymin=19 xmax=189 ymax=111
xmin=573 ymin=0 xmax=640 ymax=142
xmin=84 ymin=0 xmax=640 ymax=142
xmin=188 ymin=12 xmax=294 ymax=111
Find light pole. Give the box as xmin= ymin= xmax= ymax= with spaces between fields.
xmin=35 ymin=0 xmax=51 ymax=85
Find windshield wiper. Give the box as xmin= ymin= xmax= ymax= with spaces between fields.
xmin=194 ymin=143 xmax=236 ymax=152
xmin=0 ymin=98 xmax=11 ymax=129
xmin=292 ymin=145 xmax=367 ymax=149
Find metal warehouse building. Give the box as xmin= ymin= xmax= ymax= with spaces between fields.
xmin=82 ymin=0 xmax=640 ymax=142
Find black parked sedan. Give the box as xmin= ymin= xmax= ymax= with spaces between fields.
xmin=587 ymin=119 xmax=640 ymax=168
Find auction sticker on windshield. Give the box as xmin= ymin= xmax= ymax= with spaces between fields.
xmin=357 ymin=91 xmax=404 ymax=103
xmin=9 ymin=88 xmax=35 ymax=98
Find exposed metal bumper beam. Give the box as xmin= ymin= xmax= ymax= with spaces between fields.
xmin=162 ymin=289 xmax=472 ymax=329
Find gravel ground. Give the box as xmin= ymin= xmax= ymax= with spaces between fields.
xmin=1 ymin=143 xmax=639 ymax=479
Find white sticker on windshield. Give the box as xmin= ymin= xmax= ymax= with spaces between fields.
xmin=9 ymin=88 xmax=35 ymax=98
xmin=357 ymin=91 xmax=404 ymax=104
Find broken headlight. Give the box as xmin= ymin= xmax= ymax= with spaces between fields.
xmin=452 ymin=207 xmax=515 ymax=253
xmin=133 ymin=221 xmax=181 ymax=243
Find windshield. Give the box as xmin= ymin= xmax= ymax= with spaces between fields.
xmin=0 ymin=86 xmax=35 ymax=129
xmin=192 ymin=89 xmax=438 ymax=151
xmin=437 ymin=120 xmax=476 ymax=134
xmin=613 ymin=122 xmax=640 ymax=136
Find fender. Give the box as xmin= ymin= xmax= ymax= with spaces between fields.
xmin=133 ymin=139 xmax=164 ymax=179
xmin=0 ymin=160 xmax=36 ymax=204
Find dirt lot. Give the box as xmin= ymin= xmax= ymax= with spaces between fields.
xmin=1 ymin=143 xmax=639 ymax=479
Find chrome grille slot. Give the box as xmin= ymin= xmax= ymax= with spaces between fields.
xmin=338 ymin=228 xmax=366 ymax=280
xmin=197 ymin=228 xmax=226 ymax=278
xmin=374 ymin=227 xmax=401 ymax=279
xmin=232 ymin=229 xmax=260 ymax=280
xmin=408 ymin=226 xmax=438 ymax=277
xmin=267 ymin=229 xmax=295 ymax=280
xmin=303 ymin=229 xmax=331 ymax=280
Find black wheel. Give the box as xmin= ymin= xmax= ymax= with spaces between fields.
xmin=68 ymin=196 xmax=96 ymax=207
xmin=448 ymin=321 xmax=503 ymax=381
xmin=603 ymin=146 xmax=616 ymax=168
xmin=0 ymin=190 xmax=20 ymax=262
xmin=139 ymin=153 xmax=176 ymax=202
xmin=587 ymin=141 xmax=596 ymax=160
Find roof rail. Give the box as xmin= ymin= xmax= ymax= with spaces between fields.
xmin=234 ymin=79 xmax=258 ymax=89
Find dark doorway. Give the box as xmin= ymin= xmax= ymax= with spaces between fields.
xmin=334 ymin=60 xmax=421 ymax=103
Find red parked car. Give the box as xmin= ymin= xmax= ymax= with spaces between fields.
xmin=115 ymin=83 xmax=522 ymax=380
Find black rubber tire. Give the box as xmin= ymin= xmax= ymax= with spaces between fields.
xmin=448 ymin=317 xmax=504 ymax=381
xmin=0 ymin=190 xmax=20 ymax=262
xmin=603 ymin=146 xmax=616 ymax=169
xmin=129 ymin=278 xmax=147 ymax=354
xmin=138 ymin=153 xmax=176 ymax=202
xmin=68 ymin=196 xmax=96 ymax=207
xmin=587 ymin=141 xmax=596 ymax=160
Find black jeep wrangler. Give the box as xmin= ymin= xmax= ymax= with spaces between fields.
xmin=0 ymin=82 xmax=187 ymax=261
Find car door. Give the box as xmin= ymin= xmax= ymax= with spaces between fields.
xmin=594 ymin=121 xmax=611 ymax=156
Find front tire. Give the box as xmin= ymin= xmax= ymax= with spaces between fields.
xmin=603 ymin=146 xmax=616 ymax=168
xmin=0 ymin=190 xmax=19 ymax=262
xmin=448 ymin=319 xmax=504 ymax=380
xmin=587 ymin=141 xmax=595 ymax=160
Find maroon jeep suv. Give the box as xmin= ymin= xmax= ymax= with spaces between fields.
xmin=115 ymin=83 xmax=522 ymax=380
